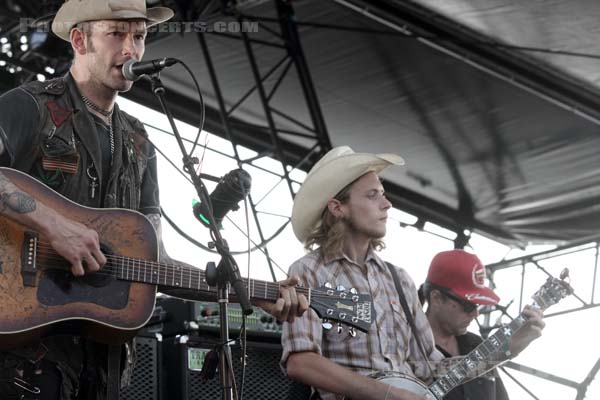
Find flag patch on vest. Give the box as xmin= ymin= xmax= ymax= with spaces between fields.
xmin=42 ymin=155 xmax=79 ymax=175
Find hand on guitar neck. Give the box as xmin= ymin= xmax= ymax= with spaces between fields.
xmin=253 ymin=275 xmax=309 ymax=323
xmin=507 ymin=304 xmax=545 ymax=357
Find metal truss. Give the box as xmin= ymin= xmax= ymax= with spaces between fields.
xmin=479 ymin=235 xmax=600 ymax=399
xmin=183 ymin=0 xmax=333 ymax=280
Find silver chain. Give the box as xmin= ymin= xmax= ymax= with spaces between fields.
xmin=81 ymin=95 xmax=115 ymax=161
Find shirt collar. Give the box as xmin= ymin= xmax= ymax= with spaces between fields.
xmin=322 ymin=245 xmax=387 ymax=272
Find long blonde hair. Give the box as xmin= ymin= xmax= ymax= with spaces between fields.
xmin=303 ymin=177 xmax=384 ymax=260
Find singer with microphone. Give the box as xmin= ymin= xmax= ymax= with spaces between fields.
xmin=0 ymin=1 xmax=307 ymax=399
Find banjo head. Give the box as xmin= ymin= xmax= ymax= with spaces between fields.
xmin=344 ymin=371 xmax=436 ymax=399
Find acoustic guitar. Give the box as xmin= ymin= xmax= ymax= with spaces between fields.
xmin=0 ymin=167 xmax=374 ymax=349
xmin=345 ymin=269 xmax=573 ymax=399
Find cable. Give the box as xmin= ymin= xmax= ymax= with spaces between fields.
xmin=238 ymin=198 xmax=251 ymax=400
xmin=160 ymin=206 xmax=291 ymax=276
xmin=173 ymin=59 xmax=206 ymax=157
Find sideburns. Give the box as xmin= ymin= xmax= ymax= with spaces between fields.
xmin=86 ymin=35 xmax=96 ymax=53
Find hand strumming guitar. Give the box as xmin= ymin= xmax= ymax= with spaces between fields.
xmin=45 ymin=210 xmax=107 ymax=276
xmin=0 ymin=170 xmax=106 ymax=277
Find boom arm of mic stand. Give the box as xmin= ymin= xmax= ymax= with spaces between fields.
xmin=148 ymin=74 xmax=252 ymax=400
xmin=148 ymin=74 xmax=252 ymax=313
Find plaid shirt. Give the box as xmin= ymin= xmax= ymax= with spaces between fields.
xmin=281 ymin=248 xmax=443 ymax=400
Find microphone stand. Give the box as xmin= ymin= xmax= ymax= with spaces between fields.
xmin=147 ymin=74 xmax=253 ymax=400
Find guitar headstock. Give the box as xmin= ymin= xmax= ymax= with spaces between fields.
xmin=309 ymin=284 xmax=375 ymax=333
xmin=532 ymin=268 xmax=574 ymax=311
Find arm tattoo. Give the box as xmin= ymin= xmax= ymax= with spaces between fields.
xmin=0 ymin=172 xmax=37 ymax=214
xmin=0 ymin=193 xmax=36 ymax=214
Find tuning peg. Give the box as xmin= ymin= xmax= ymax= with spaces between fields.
xmin=336 ymin=285 xmax=346 ymax=292
xmin=348 ymin=327 xmax=356 ymax=338
xmin=350 ymin=288 xmax=358 ymax=295
xmin=324 ymin=282 xmax=333 ymax=289
xmin=322 ymin=319 xmax=333 ymax=330
xmin=337 ymin=323 xmax=343 ymax=334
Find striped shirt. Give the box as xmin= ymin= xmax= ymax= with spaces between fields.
xmin=281 ymin=248 xmax=443 ymax=400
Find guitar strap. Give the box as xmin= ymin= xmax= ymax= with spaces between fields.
xmin=385 ymin=262 xmax=436 ymax=378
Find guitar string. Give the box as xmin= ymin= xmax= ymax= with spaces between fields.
xmin=32 ymin=244 xmax=356 ymax=300
xmin=33 ymin=243 xmax=294 ymax=297
xmin=31 ymin=246 xmax=365 ymax=324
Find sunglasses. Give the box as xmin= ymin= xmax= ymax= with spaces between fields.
xmin=440 ymin=289 xmax=479 ymax=313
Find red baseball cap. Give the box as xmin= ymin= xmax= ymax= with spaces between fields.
xmin=427 ymin=250 xmax=500 ymax=305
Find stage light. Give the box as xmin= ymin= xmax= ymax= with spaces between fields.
xmin=0 ymin=61 xmax=6 ymax=67
xmin=19 ymin=35 xmax=27 ymax=44
xmin=8 ymin=67 xmax=15 ymax=73
xmin=20 ymin=44 xmax=28 ymax=52
xmin=36 ymin=74 xmax=46 ymax=82
xmin=27 ymin=30 xmax=72 ymax=61
xmin=29 ymin=31 xmax=47 ymax=51
xmin=0 ymin=37 xmax=7 ymax=44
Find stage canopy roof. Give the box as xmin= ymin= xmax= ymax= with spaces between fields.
xmin=1 ymin=0 xmax=599 ymax=246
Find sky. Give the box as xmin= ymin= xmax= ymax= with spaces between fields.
xmin=118 ymin=97 xmax=599 ymax=400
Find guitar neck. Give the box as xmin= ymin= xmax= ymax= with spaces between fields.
xmin=109 ymin=255 xmax=310 ymax=304
xmin=28 ymin=232 xmax=374 ymax=333
xmin=429 ymin=312 xmax=528 ymax=398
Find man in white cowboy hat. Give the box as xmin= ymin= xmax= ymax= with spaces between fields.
xmin=0 ymin=1 xmax=306 ymax=399
xmin=419 ymin=250 xmax=544 ymax=400
xmin=280 ymin=146 xmax=444 ymax=400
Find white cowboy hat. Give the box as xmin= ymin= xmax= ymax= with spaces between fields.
xmin=52 ymin=0 xmax=174 ymax=41
xmin=291 ymin=146 xmax=404 ymax=243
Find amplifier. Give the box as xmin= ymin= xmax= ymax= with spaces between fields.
xmin=120 ymin=335 xmax=163 ymax=400
xmin=155 ymin=296 xmax=283 ymax=338
xmin=163 ymin=334 xmax=311 ymax=400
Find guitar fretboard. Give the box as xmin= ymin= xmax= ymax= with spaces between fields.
xmin=110 ymin=255 xmax=311 ymax=303
xmin=429 ymin=314 xmax=527 ymax=399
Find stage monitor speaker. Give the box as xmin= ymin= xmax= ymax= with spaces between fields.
xmin=120 ymin=335 xmax=163 ymax=400
xmin=164 ymin=334 xmax=311 ymax=400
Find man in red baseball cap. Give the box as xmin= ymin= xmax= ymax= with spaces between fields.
xmin=419 ymin=249 xmax=545 ymax=400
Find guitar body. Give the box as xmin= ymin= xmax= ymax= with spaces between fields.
xmin=0 ymin=167 xmax=158 ymax=349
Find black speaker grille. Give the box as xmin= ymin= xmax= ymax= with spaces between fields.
xmin=179 ymin=338 xmax=310 ymax=400
xmin=121 ymin=336 xmax=159 ymax=400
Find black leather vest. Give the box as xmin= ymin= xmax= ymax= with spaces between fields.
xmin=16 ymin=74 xmax=150 ymax=211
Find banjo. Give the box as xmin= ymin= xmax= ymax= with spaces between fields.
xmin=347 ymin=269 xmax=573 ymax=400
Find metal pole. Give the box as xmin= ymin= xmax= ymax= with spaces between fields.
xmin=197 ymin=32 xmax=278 ymax=282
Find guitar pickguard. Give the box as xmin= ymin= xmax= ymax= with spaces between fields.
xmin=37 ymin=269 xmax=131 ymax=309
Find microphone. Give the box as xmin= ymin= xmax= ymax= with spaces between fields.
xmin=122 ymin=57 xmax=178 ymax=81
xmin=194 ymin=169 xmax=252 ymax=229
